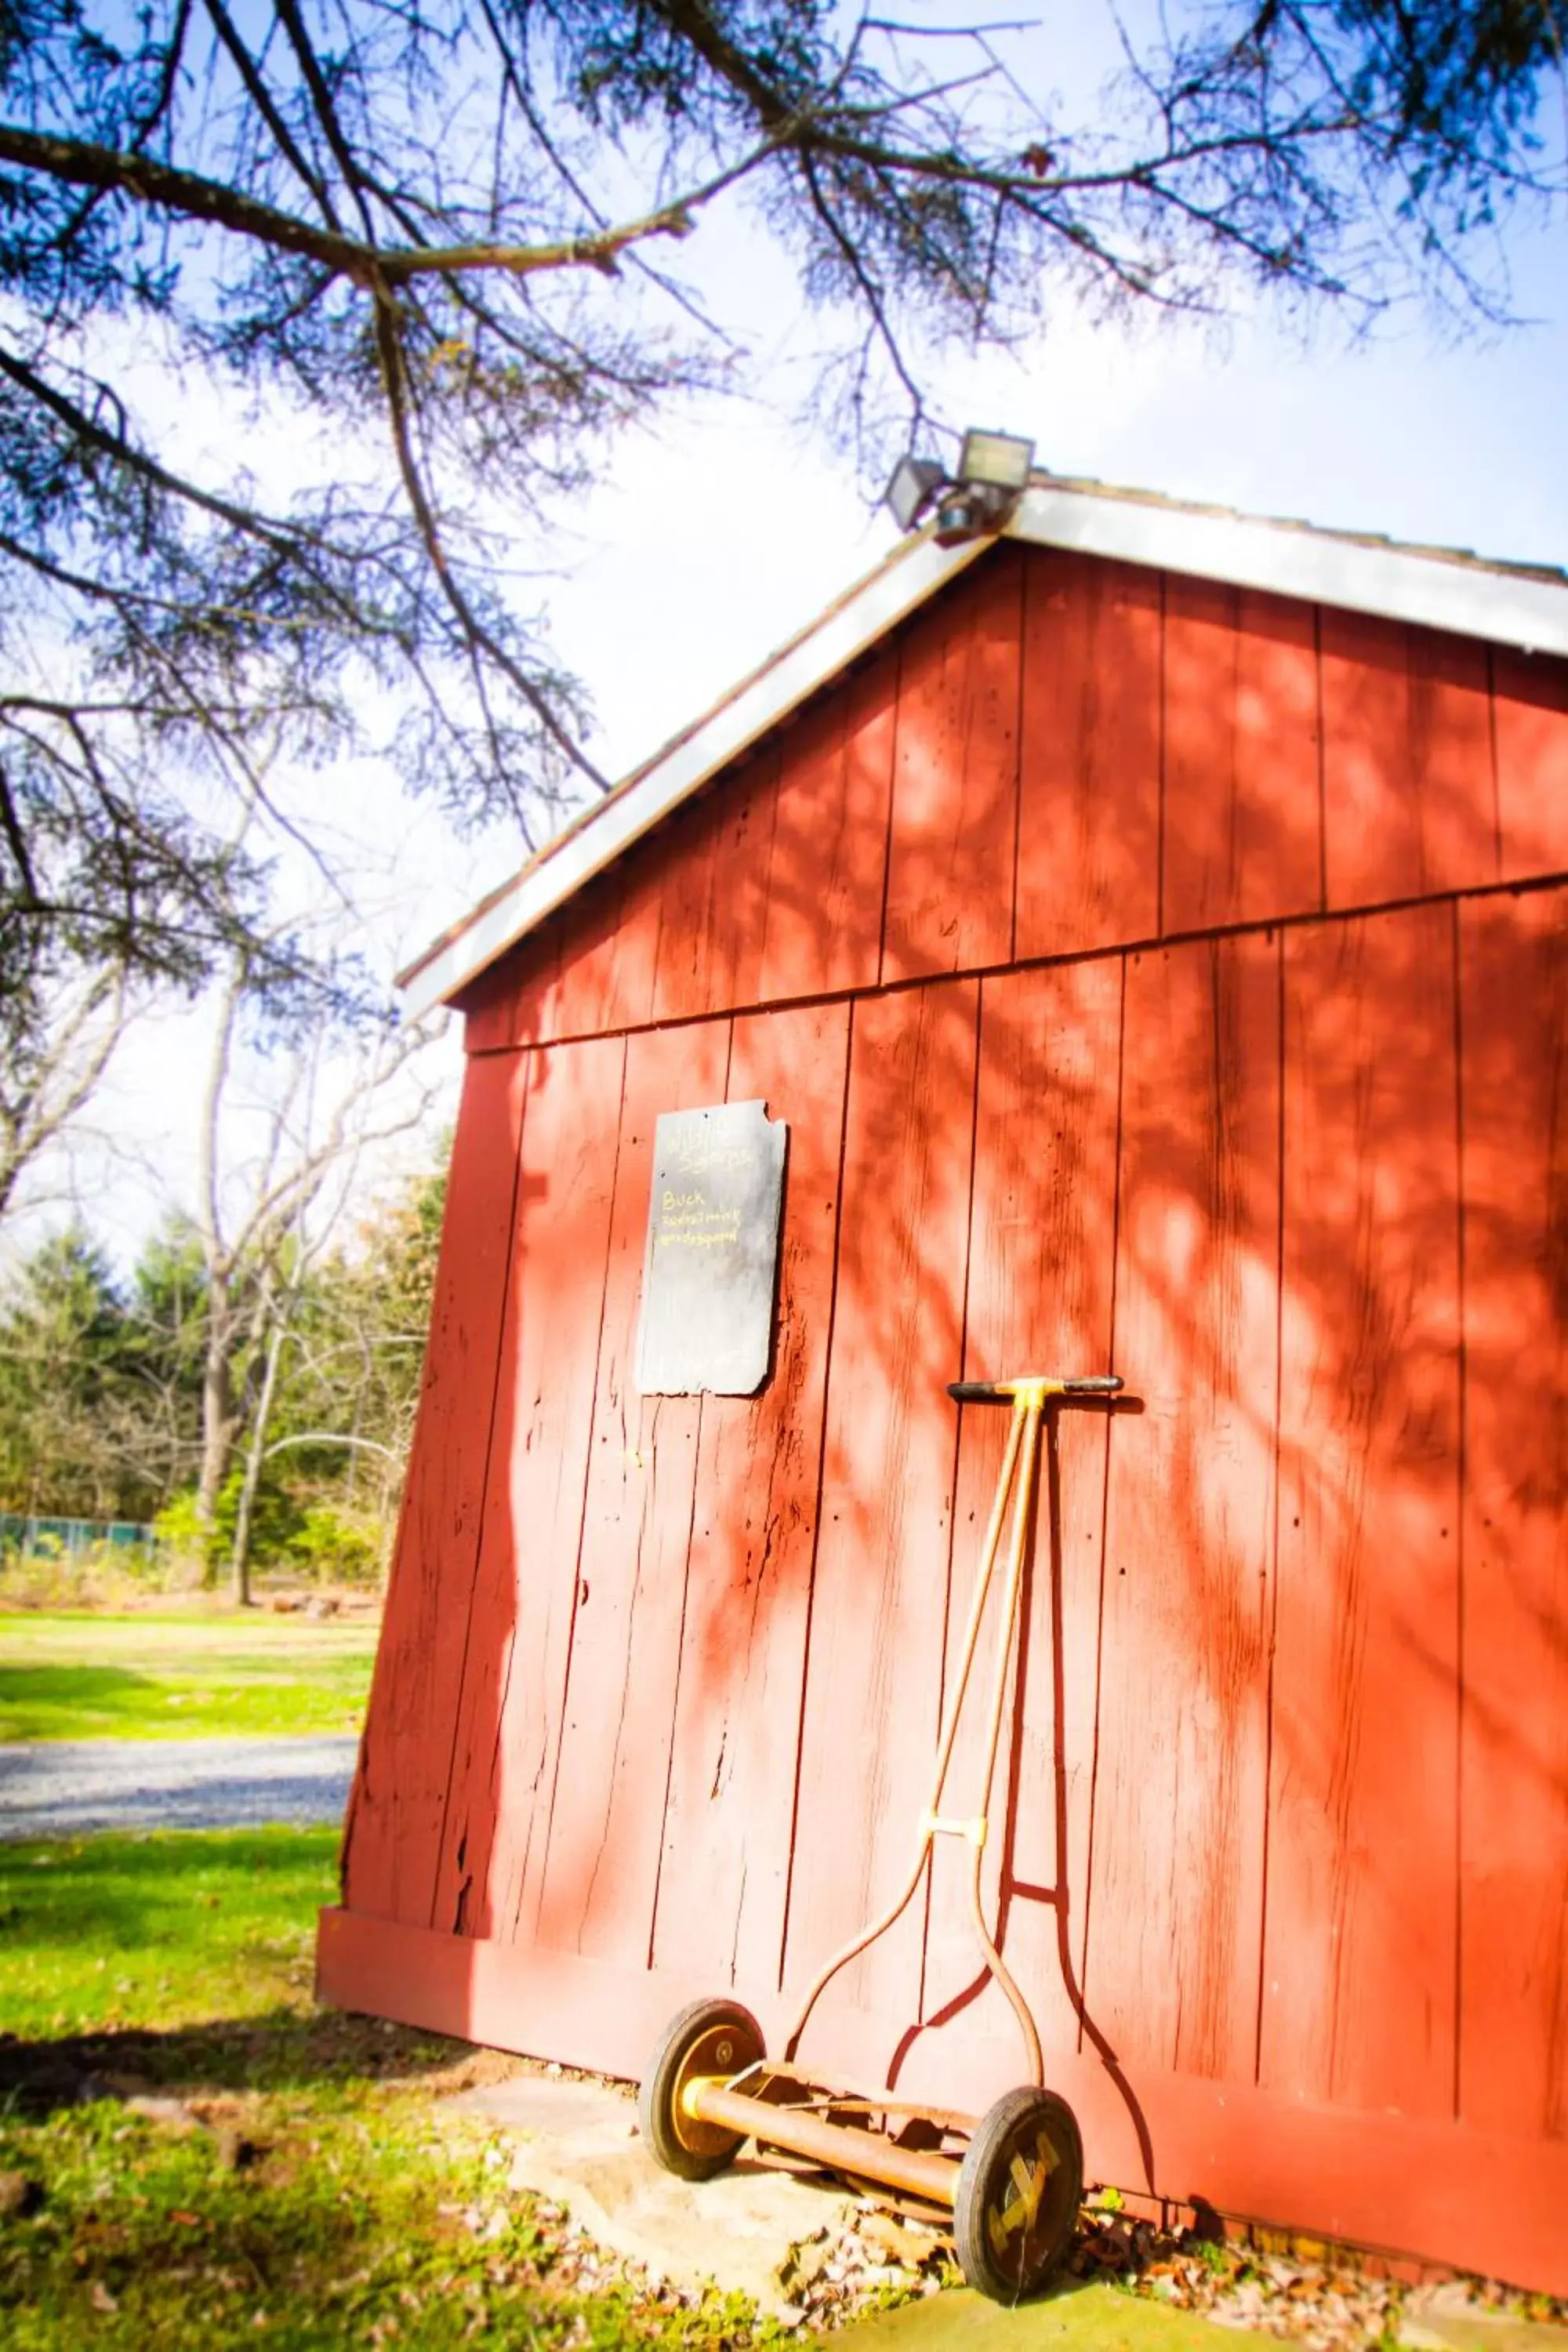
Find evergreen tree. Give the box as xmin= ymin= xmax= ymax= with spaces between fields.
xmin=0 ymin=1229 xmax=150 ymax=1519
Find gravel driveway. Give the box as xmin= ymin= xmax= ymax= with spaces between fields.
xmin=0 ymin=1734 xmax=358 ymax=1838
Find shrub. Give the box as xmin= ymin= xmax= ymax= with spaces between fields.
xmin=151 ymin=1486 xmax=221 ymax=1574
xmin=287 ymin=1503 xmax=385 ymax=1586
xmin=0 ymin=1533 xmax=169 ymax=1609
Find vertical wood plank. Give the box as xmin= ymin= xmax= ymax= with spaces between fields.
xmin=1084 ymin=935 xmax=1279 ymax=2082
xmin=1014 ymin=548 xmax=1161 ymax=962
xmin=1457 ymin=887 xmax=1568 ymax=2140
xmin=650 ymin=757 xmax=778 ymax=1024
xmin=432 ymin=1035 xmax=626 ymax=1943
xmin=760 ymin=661 xmax=898 ymax=1004
xmin=1321 ymin=614 xmax=1497 ymax=909
xmin=546 ymin=849 xmax=664 ymax=1042
xmin=1494 ymin=648 xmax=1568 ymax=885
xmin=920 ymin=956 xmax=1123 ymax=2071
xmin=532 ymin=1018 xmax=732 ymax=1963
xmin=459 ymin=837 xmax=666 ymax=1052
xmin=1162 ymin=579 xmax=1321 ymax=936
xmin=1263 ymin=903 xmax=1461 ymax=2118
xmin=880 ymin=551 xmax=1021 ymax=984
xmin=652 ymin=1000 xmax=851 ymax=1989
xmin=459 ymin=928 xmax=561 ymax=1056
xmin=341 ymin=1049 xmax=528 ymax=1926
xmin=784 ymin=982 xmax=978 ymax=2032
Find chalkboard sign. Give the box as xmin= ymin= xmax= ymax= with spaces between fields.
xmin=636 ymin=1099 xmax=787 ymax=1396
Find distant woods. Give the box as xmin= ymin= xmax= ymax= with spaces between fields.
xmin=0 ymin=1154 xmax=445 ymax=1598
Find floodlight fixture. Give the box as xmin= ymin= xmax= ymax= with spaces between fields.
xmin=885 ymin=453 xmax=946 ymax=532
xmin=956 ymin=428 xmax=1035 ymax=494
xmin=885 ymin=427 xmax=1036 ymax=546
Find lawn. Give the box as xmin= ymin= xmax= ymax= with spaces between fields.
xmin=0 ymin=1612 xmax=377 ymax=1741
xmin=5 ymin=1832 xmax=1531 ymax=2352
xmin=0 ymin=1824 xmax=339 ymax=2039
xmin=0 ymin=1826 xmax=785 ymax=2348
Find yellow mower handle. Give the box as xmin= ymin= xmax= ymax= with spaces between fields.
xmin=948 ymin=1376 xmax=1123 ymax=1405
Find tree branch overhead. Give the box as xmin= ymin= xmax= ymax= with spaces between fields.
xmin=0 ymin=0 xmax=1560 ymax=1044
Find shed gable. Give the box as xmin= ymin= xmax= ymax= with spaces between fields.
xmin=459 ymin=540 xmax=1568 ymax=1058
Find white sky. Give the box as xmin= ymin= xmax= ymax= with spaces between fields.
xmin=10 ymin=5 xmax=1568 ymax=1276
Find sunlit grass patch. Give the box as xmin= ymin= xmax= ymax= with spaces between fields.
xmin=0 ymin=2080 xmax=786 ymax=2350
xmin=0 ymin=1826 xmax=337 ymax=2041
xmin=0 ymin=1612 xmax=376 ymax=1741
xmin=0 ymin=1826 xmax=789 ymax=2348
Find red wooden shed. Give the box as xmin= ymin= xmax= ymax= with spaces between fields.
xmin=318 ymin=469 xmax=1568 ymax=2296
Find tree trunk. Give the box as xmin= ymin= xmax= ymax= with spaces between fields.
xmin=196 ymin=1276 xmax=238 ymax=1584
xmin=230 ymin=1319 xmax=286 ymax=1608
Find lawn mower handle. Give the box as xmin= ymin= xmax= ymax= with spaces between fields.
xmin=947 ymin=1376 xmax=1123 ymax=1404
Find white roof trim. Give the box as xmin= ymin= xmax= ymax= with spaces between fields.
xmin=1008 ymin=482 xmax=1568 ymax=657
xmin=401 ymin=479 xmax=1568 ymax=1017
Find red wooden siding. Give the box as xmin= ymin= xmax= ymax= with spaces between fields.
xmin=1494 ymin=648 xmax=1568 ymax=884
xmin=336 ymin=544 xmax=1568 ymax=2298
xmin=1319 ymin=612 xmax=1497 ymax=909
xmin=784 ymin=981 xmax=978 ymax=2028
xmin=1457 ymin=886 xmax=1568 ymax=2142
xmin=459 ymin=547 xmax=1567 ymax=1062
xmin=652 ymin=1000 xmax=851 ymax=1989
xmin=430 ymin=1033 xmax=626 ymax=1944
xmin=1265 ymin=903 xmax=1462 ymax=2118
xmin=343 ymin=1050 xmax=528 ymax=1923
xmin=532 ymin=1019 xmax=732 ymax=1965
xmin=550 ymin=845 xmax=666 ymax=1043
xmin=1013 ymin=552 xmax=1161 ymax=962
xmin=1161 ymin=579 xmax=1321 ymax=935
xmin=759 ymin=662 xmax=897 ymax=1002
xmin=881 ymin=546 xmax=1022 ymax=983
xmin=1087 ymin=935 xmax=1279 ymax=2085
xmin=648 ymin=759 xmax=775 ymax=1025
xmin=921 ymin=956 xmax=1123 ymax=2070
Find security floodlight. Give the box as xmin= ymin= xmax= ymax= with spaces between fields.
xmin=885 ymin=452 xmax=946 ymax=532
xmin=886 ymin=429 xmax=1036 ymax=544
xmin=957 ymin=429 xmax=1034 ymax=493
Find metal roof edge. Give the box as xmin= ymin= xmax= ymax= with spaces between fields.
xmin=401 ymin=476 xmax=1568 ymax=1018
xmin=1007 ymin=481 xmax=1568 ymax=655
xmin=398 ymin=523 xmax=988 ymax=1018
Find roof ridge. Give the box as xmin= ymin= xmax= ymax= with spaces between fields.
xmin=1033 ymin=467 xmax=1568 ymax=590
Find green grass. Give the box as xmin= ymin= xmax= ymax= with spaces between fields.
xmin=0 ymin=1825 xmax=789 ymax=2349
xmin=0 ymin=1826 xmax=339 ymax=2039
xmin=846 ymin=2281 xmax=1258 ymax=2351
xmin=0 ymin=1612 xmax=376 ymax=1740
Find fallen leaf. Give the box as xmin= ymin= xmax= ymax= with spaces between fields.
xmin=858 ymin=2213 xmax=942 ymax=2268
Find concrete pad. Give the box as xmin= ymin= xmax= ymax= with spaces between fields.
xmin=456 ymin=2074 xmax=854 ymax=2318
xmin=838 ymin=2281 xmax=1264 ymax=2350
xmin=1399 ymin=2285 xmax=1568 ymax=2352
xmin=456 ymin=2074 xmax=637 ymax=2140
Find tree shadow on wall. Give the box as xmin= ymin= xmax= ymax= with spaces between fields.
xmin=352 ymin=550 xmax=1568 ymax=2170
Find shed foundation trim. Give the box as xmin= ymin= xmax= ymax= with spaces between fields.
xmin=318 ymin=1906 xmax=1568 ymax=2296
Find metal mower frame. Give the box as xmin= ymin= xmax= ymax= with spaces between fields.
xmin=640 ymin=1371 xmax=1123 ymax=2302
